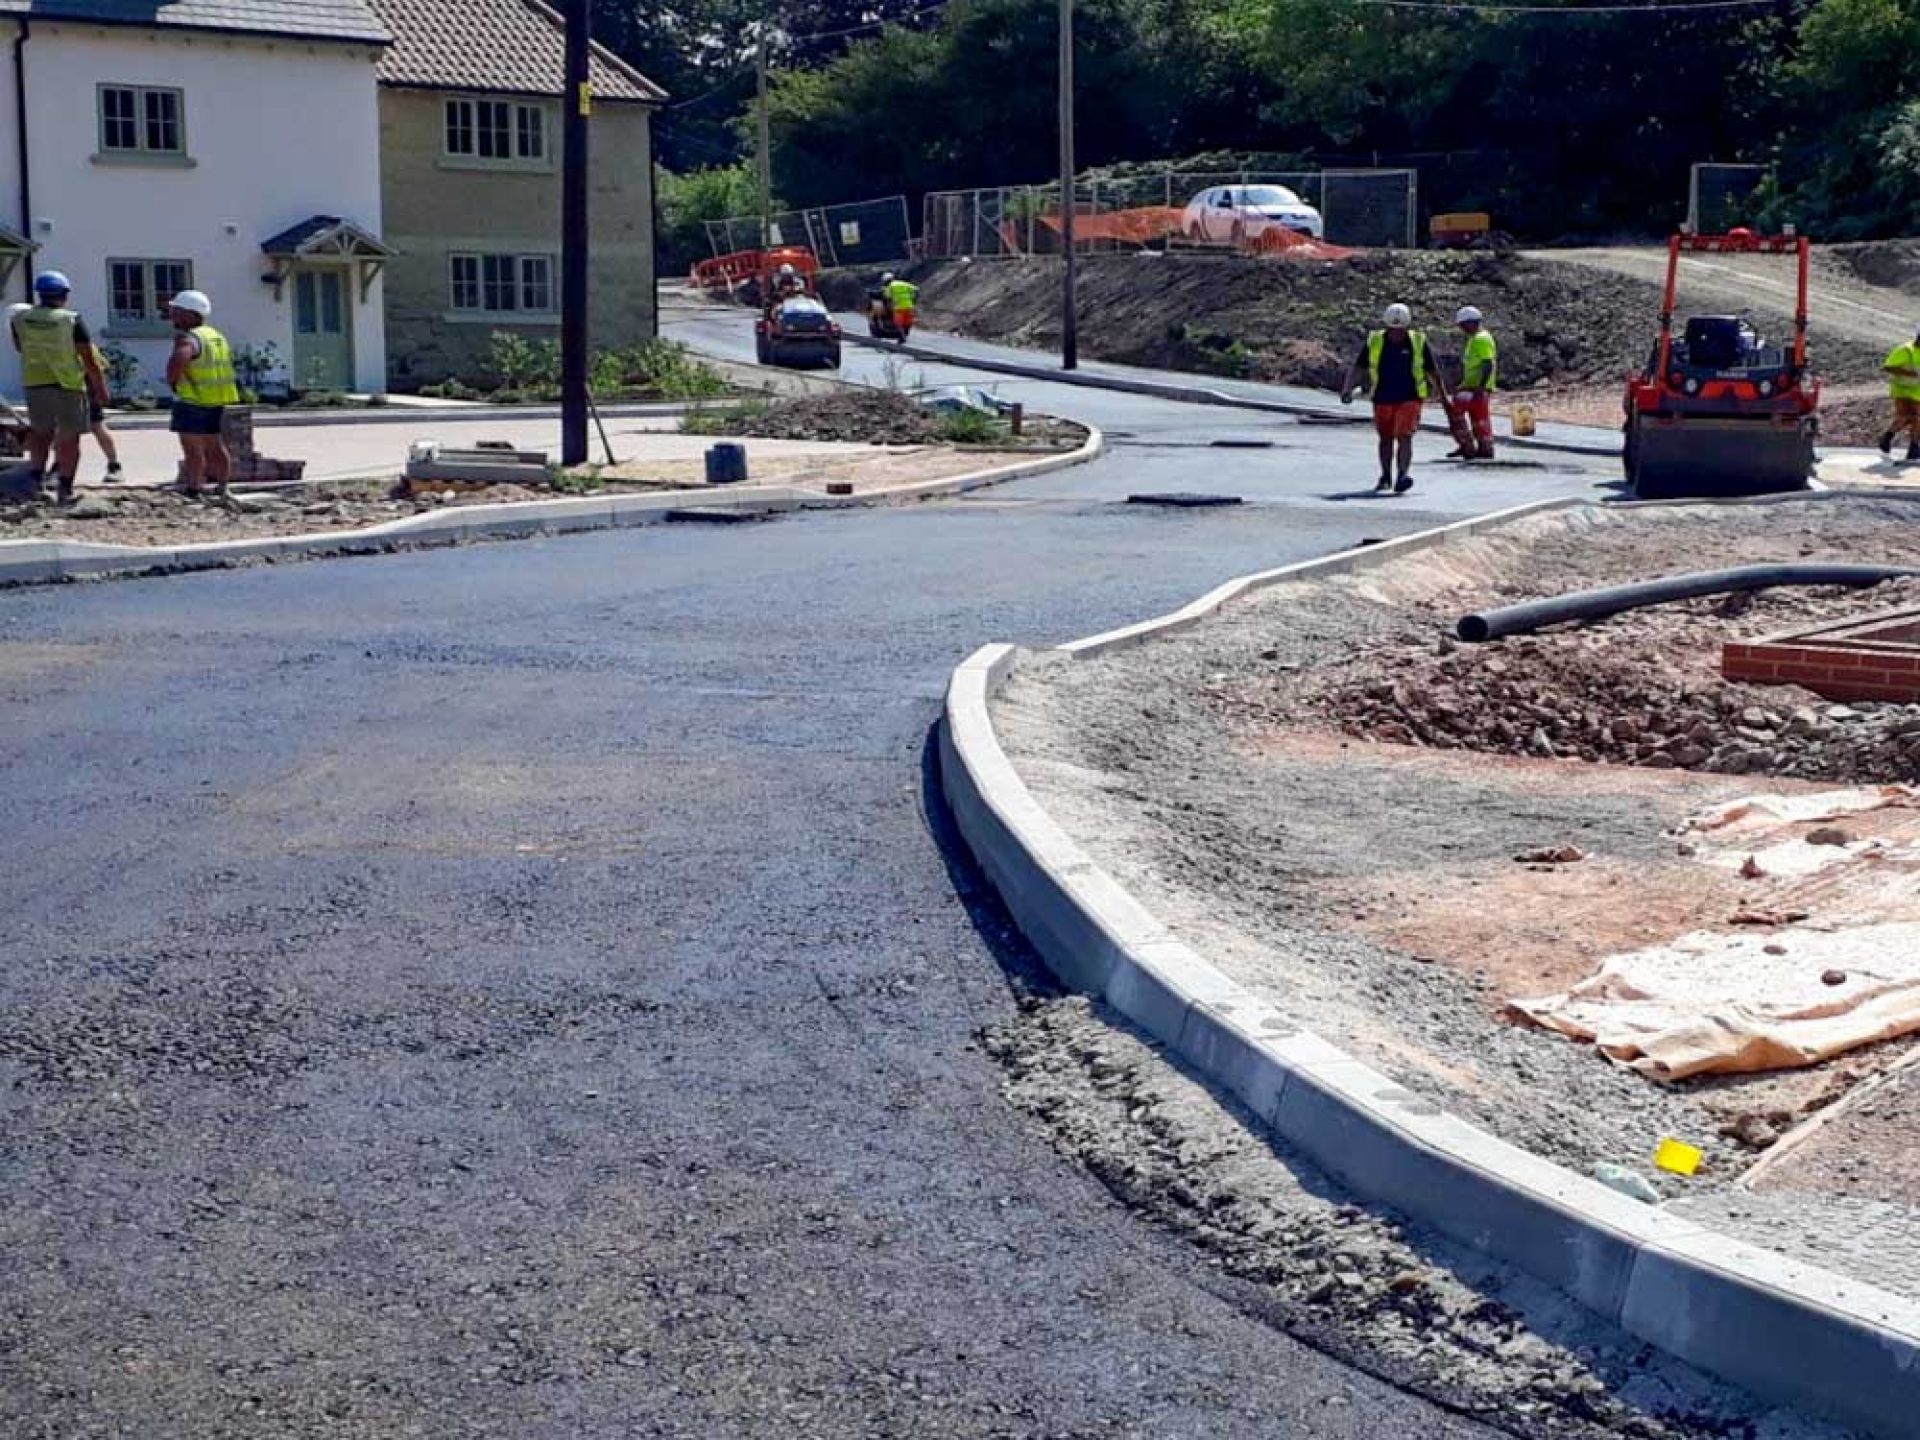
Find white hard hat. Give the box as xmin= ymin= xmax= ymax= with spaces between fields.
xmin=779 ymin=263 xmax=795 ymax=276
xmin=1383 ymin=303 xmax=1412 ymax=327
xmin=1456 ymin=305 xmax=1483 ymax=324
xmin=170 ymin=289 xmax=212 ymax=318
xmin=882 ymin=271 xmax=895 ymax=283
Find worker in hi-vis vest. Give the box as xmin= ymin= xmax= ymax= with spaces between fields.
xmin=1880 ymin=325 xmax=1920 ymax=463
xmin=1340 ymin=302 xmax=1448 ymax=495
xmin=165 ymin=289 xmax=241 ymax=497
xmin=10 ymin=270 xmax=109 ymax=505
xmin=1454 ymin=305 xmax=1498 ymax=461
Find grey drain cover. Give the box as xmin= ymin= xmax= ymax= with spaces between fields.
xmin=664 ymin=507 xmax=770 ymax=524
xmin=1126 ymin=492 xmax=1245 ymax=508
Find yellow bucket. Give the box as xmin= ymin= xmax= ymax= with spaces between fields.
xmin=1511 ymin=401 xmax=1537 ymax=438
xmin=1653 ymin=1137 xmax=1703 ymax=1176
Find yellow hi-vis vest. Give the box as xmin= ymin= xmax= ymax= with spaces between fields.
xmin=885 ymin=279 xmax=918 ymax=310
xmin=175 ymin=324 xmax=240 ymax=407
xmin=15 ymin=305 xmax=86 ymax=391
xmin=1462 ymin=329 xmax=1498 ymax=392
xmin=1887 ymin=343 xmax=1920 ymax=402
xmin=1368 ymin=328 xmax=1429 ymax=399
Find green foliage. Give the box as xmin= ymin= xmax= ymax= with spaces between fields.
xmin=488 ymin=331 xmax=561 ymax=393
xmin=550 ymin=465 xmax=607 ymax=493
xmin=658 ymin=163 xmax=766 ymax=272
xmin=419 ymin=377 xmax=481 ymax=401
xmin=97 ymin=340 xmax=141 ymax=402
xmin=680 ymin=398 xmax=768 ymax=435
xmin=935 ymin=406 xmax=1004 ymax=443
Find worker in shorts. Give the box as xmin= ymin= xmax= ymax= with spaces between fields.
xmin=1341 ymin=302 xmax=1447 ymax=493
xmin=164 ymin=289 xmax=239 ymax=496
xmin=1453 ymin=305 xmax=1497 ymax=460
xmin=86 ymin=342 xmax=124 ymax=481
xmin=1880 ymin=325 xmax=1920 ymax=462
xmin=10 ymin=271 xmax=108 ymax=504
xmin=883 ymin=272 xmax=918 ymax=342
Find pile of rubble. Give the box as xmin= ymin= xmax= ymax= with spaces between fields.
xmin=710 ymin=389 xmax=942 ymax=445
xmin=1315 ymin=590 xmax=1920 ymax=783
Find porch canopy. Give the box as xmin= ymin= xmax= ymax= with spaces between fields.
xmin=261 ymin=216 xmax=394 ymax=302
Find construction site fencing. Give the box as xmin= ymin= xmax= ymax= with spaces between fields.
xmin=921 ymin=169 xmax=1417 ymax=258
xmin=704 ymin=195 xmax=913 ymax=270
xmin=1687 ymin=162 xmax=1771 ymax=235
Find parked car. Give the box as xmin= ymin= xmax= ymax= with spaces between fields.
xmin=1181 ymin=184 xmax=1325 ymax=244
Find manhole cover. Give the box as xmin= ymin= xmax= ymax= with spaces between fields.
xmin=1126 ymin=493 xmax=1245 ymax=508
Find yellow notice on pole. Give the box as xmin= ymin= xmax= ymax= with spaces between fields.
xmin=578 ymin=82 xmax=593 ymax=116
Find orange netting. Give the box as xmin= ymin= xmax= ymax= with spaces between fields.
xmin=1003 ymin=207 xmax=1356 ymax=260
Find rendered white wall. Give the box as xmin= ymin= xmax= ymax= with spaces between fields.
xmin=0 ymin=21 xmax=385 ymax=396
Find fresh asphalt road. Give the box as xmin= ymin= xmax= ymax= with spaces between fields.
xmin=1 ymin=328 xmax=1618 ymax=1438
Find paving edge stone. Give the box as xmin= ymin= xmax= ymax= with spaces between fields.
xmin=0 ymin=426 xmax=1103 ymax=590
xmin=936 ymin=494 xmax=1920 ymax=1439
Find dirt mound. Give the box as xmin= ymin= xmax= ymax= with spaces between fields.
xmin=899 ymin=250 xmax=1887 ymax=394
xmin=1823 ymin=239 xmax=1920 ymax=295
xmin=711 ymin=388 xmax=941 ymax=444
xmin=1310 ymin=582 xmax=1920 ymax=783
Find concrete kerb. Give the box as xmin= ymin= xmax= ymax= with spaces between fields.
xmin=844 ymin=332 xmax=1617 ymax=460
xmin=937 ymin=497 xmax=1920 ymax=1438
xmin=0 ymin=425 xmax=1105 ymax=589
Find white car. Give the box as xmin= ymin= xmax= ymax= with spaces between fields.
xmin=1182 ymin=184 xmax=1325 ymax=244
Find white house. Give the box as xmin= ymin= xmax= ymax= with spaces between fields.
xmin=0 ymin=1 xmax=393 ymax=400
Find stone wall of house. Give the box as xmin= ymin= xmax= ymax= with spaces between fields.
xmin=378 ymin=88 xmax=655 ymax=390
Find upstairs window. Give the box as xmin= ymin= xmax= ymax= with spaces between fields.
xmin=444 ymin=98 xmax=548 ymax=163
xmin=99 ymin=86 xmax=185 ymax=156
xmin=449 ymin=253 xmax=558 ymax=316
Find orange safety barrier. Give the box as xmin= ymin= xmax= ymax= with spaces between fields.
xmin=1001 ymin=206 xmax=1356 ymax=260
xmin=692 ymin=245 xmax=821 ymax=290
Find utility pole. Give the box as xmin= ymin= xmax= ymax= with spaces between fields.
xmin=560 ymin=0 xmax=591 ymax=466
xmin=756 ymin=30 xmax=772 ymax=249
xmin=1057 ymin=0 xmax=1076 ymax=370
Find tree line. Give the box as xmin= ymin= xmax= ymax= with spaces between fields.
xmin=597 ymin=0 xmax=1920 ymax=267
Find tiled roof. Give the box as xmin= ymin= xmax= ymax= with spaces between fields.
xmin=367 ymin=0 xmax=662 ymax=104
xmin=0 ymin=1 xmax=391 ymax=45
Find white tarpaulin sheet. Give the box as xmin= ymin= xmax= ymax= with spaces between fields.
xmin=1514 ymin=786 xmax=1920 ymax=1078
xmin=1512 ymin=923 xmax=1920 ymax=1079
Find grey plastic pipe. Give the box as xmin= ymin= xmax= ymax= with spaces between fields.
xmin=1456 ymin=564 xmax=1920 ymax=644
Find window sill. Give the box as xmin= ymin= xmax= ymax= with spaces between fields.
xmin=103 ymin=321 xmax=176 ymax=340
xmin=443 ymin=311 xmax=561 ymax=326
xmin=92 ymin=150 xmax=196 ymax=169
xmin=435 ymin=156 xmax=554 ymax=176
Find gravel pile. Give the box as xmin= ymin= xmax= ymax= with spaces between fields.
xmin=712 ymin=389 xmax=942 ymax=444
xmin=1311 ymin=582 xmax=1920 ymax=783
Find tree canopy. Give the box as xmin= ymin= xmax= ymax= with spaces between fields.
xmin=594 ymin=0 xmax=1920 ymax=260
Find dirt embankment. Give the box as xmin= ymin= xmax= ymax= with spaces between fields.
xmin=882 ymin=248 xmax=1903 ymax=441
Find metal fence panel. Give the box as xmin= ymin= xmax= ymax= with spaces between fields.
xmin=922 ymin=168 xmax=1417 ymax=257
xmin=705 ymin=195 xmax=913 ymax=266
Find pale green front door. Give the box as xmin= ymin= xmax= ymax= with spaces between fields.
xmin=291 ymin=268 xmax=353 ymax=392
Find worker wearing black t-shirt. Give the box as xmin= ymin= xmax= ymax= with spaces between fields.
xmin=1340 ymin=302 xmax=1448 ymax=493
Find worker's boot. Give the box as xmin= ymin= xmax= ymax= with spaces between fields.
xmin=1907 ymin=442 xmax=1920 ymax=464
xmin=1881 ymin=430 xmax=1897 ymax=455
xmin=1476 ymin=438 xmax=1496 ymax=460
xmin=55 ymin=474 xmax=73 ymax=506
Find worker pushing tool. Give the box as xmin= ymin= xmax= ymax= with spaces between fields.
xmin=1453 ymin=305 xmax=1497 ymax=460
xmin=1341 ymin=303 xmax=1448 ymax=494
xmin=1880 ymin=325 xmax=1920 ymax=462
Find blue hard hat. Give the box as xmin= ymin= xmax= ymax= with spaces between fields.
xmin=33 ymin=269 xmax=70 ymax=295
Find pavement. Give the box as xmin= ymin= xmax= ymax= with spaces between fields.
xmin=87 ymin=412 xmax=919 ymax=489
xmin=2 ymin=315 xmax=1679 ymax=1437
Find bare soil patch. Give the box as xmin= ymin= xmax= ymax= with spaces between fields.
xmin=994 ymin=495 xmax=1920 ymax=1293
